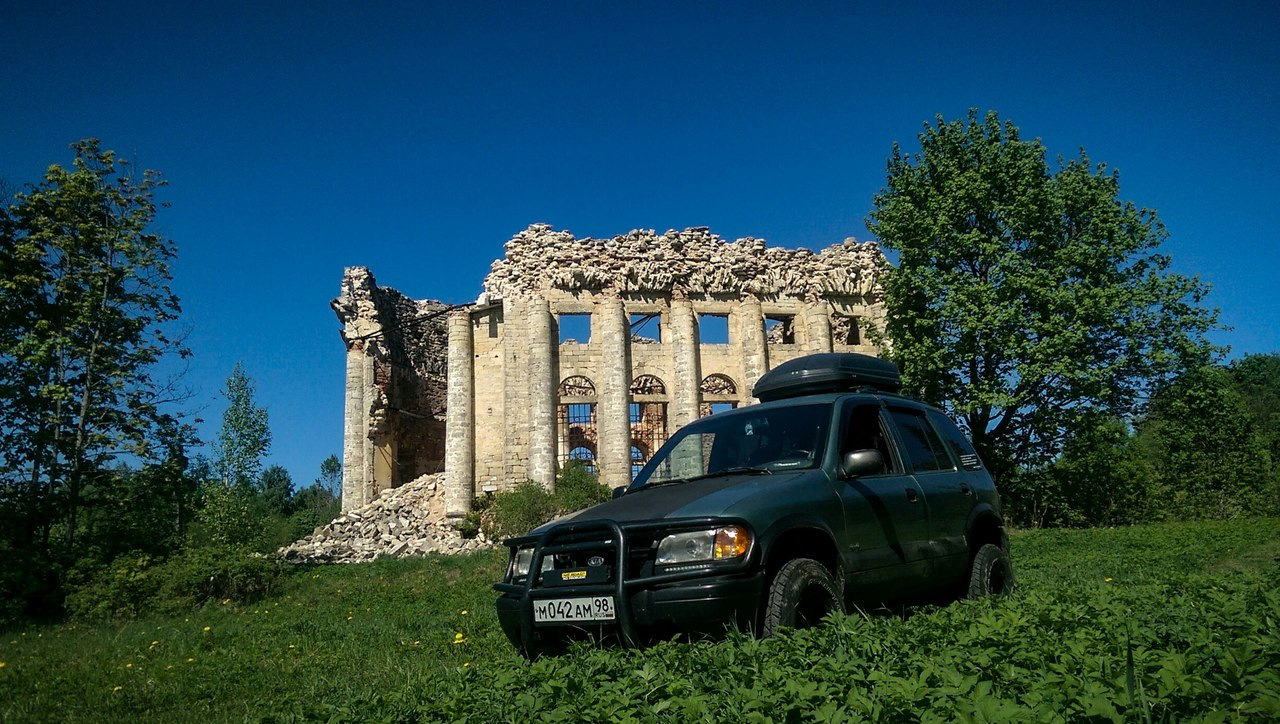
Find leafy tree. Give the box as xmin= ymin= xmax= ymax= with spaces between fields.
xmin=315 ymin=453 xmax=342 ymax=500
xmin=1138 ymin=366 xmax=1277 ymax=519
xmin=0 ymin=139 xmax=189 ymax=553
xmin=1017 ymin=417 xmax=1152 ymax=528
xmin=867 ymin=110 xmax=1219 ymax=481
xmin=1228 ymin=353 xmax=1280 ymax=465
xmin=213 ymin=362 xmax=270 ymax=490
xmin=259 ymin=464 xmax=294 ymax=516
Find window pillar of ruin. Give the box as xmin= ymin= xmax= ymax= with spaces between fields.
xmin=738 ymin=296 xmax=767 ymax=404
xmin=444 ymin=310 xmax=475 ymax=518
xmin=805 ymin=300 xmax=834 ymax=353
xmin=526 ymin=298 xmax=557 ymax=491
xmin=669 ymin=295 xmax=701 ymax=430
xmin=596 ymin=297 xmax=632 ymax=490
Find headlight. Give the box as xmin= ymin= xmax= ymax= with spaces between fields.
xmin=511 ymin=548 xmax=534 ymax=578
xmin=509 ymin=547 xmax=554 ymax=579
xmin=656 ymin=525 xmax=751 ymax=566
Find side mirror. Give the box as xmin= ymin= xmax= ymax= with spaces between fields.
xmin=840 ymin=449 xmax=886 ymax=478
xmin=611 ymin=485 xmax=628 ymax=500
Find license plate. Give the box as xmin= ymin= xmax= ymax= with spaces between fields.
xmin=533 ymin=596 xmax=616 ymax=623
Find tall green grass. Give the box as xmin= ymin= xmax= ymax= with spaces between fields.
xmin=2 ymin=519 xmax=1277 ymax=721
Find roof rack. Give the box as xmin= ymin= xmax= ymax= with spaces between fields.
xmin=752 ymin=353 xmax=901 ymax=402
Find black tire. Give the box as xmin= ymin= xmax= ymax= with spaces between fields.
xmin=967 ymin=543 xmax=1015 ymax=598
xmin=761 ymin=558 xmax=844 ymax=636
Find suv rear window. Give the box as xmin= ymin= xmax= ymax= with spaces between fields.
xmin=928 ymin=409 xmax=984 ymax=471
xmin=888 ymin=408 xmax=953 ymax=473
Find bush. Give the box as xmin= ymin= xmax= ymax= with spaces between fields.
xmin=553 ymin=460 xmax=612 ymax=513
xmin=64 ymin=553 xmax=162 ymax=621
xmin=479 ymin=463 xmax=612 ymax=540
xmin=482 ymin=480 xmax=558 ymax=541
xmin=63 ymin=544 xmax=282 ymax=621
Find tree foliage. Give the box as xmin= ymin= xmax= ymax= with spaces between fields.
xmin=867 ymin=110 xmax=1219 ymax=480
xmin=315 ymin=453 xmax=342 ymax=500
xmin=213 ymin=362 xmax=270 ymax=490
xmin=0 ymin=139 xmax=193 ymax=622
xmin=1139 ymin=365 xmax=1277 ymax=519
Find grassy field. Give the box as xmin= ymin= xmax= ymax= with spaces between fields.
xmin=2 ymin=518 xmax=1277 ymax=722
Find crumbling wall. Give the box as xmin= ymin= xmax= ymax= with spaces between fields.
xmin=332 ymin=268 xmax=450 ymax=509
xmin=480 ymin=224 xmax=886 ymax=300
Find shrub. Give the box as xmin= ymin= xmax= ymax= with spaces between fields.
xmin=482 ymin=480 xmax=557 ymax=541
xmin=155 ymin=544 xmax=281 ymax=610
xmin=479 ymin=463 xmax=612 ymax=540
xmin=553 ymin=460 xmax=612 ymax=513
xmin=63 ymin=544 xmax=282 ymax=621
xmin=64 ymin=553 xmax=161 ymax=621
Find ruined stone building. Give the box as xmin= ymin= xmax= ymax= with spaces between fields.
xmin=333 ymin=224 xmax=888 ymax=517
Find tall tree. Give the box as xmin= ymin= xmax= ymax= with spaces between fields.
xmin=867 ymin=110 xmax=1219 ymax=480
xmin=1139 ymin=365 xmax=1276 ymax=519
xmin=213 ymin=362 xmax=270 ymax=490
xmin=0 ymin=139 xmax=188 ymax=551
xmin=315 ymin=453 xmax=342 ymax=500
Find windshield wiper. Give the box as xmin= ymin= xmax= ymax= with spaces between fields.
xmin=687 ymin=466 xmax=773 ymax=481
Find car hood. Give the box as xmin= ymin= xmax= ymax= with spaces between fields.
xmin=528 ymin=472 xmax=799 ymax=535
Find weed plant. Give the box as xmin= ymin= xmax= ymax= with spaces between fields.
xmin=2 ymin=518 xmax=1277 ymax=721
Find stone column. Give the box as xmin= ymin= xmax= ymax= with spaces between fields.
xmin=361 ymin=353 xmax=378 ymax=506
xmin=340 ymin=344 xmax=367 ymax=512
xmin=669 ymin=296 xmax=701 ymax=429
xmin=444 ymin=310 xmax=475 ymax=518
xmin=805 ymin=300 xmax=834 ymax=353
xmin=738 ymin=296 xmax=767 ymax=403
xmin=526 ymin=299 xmax=557 ymax=491
xmin=596 ymin=297 xmax=631 ymax=489
xmin=502 ymin=299 xmax=530 ymax=486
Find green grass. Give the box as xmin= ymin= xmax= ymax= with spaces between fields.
xmin=2 ymin=519 xmax=1278 ymax=722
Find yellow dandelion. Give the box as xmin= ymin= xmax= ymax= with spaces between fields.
xmin=413 ymin=641 xmax=420 ymax=646
xmin=453 ymin=632 xmax=466 ymax=645
xmin=463 ymin=662 xmax=471 ymax=668
xmin=347 ymin=615 xmax=353 ymax=621
xmin=288 ymin=644 xmax=296 ymax=649
xmin=0 ymin=662 xmax=6 ymax=669
xmin=202 ymin=626 xmax=211 ymax=632
xmin=113 ymin=685 xmax=122 ymax=692
xmin=125 ymin=663 xmax=133 ymax=669
xmin=150 ymin=640 xmax=159 ymax=646
xmin=1104 ymin=577 xmax=1114 ymax=583
xmin=460 ymin=609 xmax=468 ymax=615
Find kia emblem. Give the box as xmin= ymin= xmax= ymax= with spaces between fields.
xmin=588 ymin=555 xmax=605 ymax=567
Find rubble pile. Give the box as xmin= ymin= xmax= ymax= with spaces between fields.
xmin=278 ymin=473 xmax=492 ymax=564
xmin=481 ymin=224 xmax=887 ymax=302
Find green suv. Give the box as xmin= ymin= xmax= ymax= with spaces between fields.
xmin=494 ymin=353 xmax=1011 ymax=655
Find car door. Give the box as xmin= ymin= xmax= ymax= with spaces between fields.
xmin=834 ymin=400 xmax=931 ymax=593
xmin=885 ymin=405 xmax=972 ymax=582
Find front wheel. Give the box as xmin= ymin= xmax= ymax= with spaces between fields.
xmin=967 ymin=543 xmax=1015 ymax=598
xmin=761 ymin=558 xmax=844 ymax=637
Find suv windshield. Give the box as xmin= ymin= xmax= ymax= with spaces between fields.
xmin=634 ymin=402 xmax=833 ymax=488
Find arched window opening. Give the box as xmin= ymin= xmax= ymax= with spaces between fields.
xmin=558 ymin=376 xmax=598 ymax=471
xmin=630 ymin=443 xmax=649 ymax=480
xmin=630 ymin=374 xmax=668 ymax=468
xmin=699 ymin=373 xmax=739 ymax=418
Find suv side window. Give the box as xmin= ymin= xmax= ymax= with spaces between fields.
xmin=928 ymin=409 xmax=984 ymax=471
xmin=888 ymin=408 xmax=953 ymax=473
xmin=842 ymin=403 xmax=898 ymax=474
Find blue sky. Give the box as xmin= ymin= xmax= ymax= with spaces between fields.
xmin=3 ymin=1 xmax=1277 ymax=487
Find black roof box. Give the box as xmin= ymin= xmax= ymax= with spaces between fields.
xmin=752 ymin=353 xmax=901 ymax=402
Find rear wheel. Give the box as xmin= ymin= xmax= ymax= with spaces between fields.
xmin=967 ymin=543 xmax=1014 ymax=598
xmin=761 ymin=558 xmax=843 ymax=636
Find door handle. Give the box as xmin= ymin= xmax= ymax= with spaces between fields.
xmin=960 ymin=483 xmax=972 ymax=496
xmin=905 ymin=488 xmax=919 ymax=503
